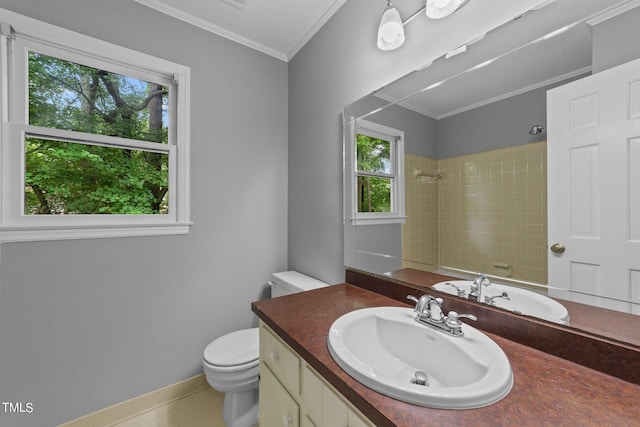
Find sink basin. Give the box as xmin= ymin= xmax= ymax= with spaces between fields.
xmin=432 ymin=280 xmax=570 ymax=324
xmin=327 ymin=306 xmax=513 ymax=409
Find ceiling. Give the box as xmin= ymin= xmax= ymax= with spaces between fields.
xmin=133 ymin=0 xmax=348 ymax=61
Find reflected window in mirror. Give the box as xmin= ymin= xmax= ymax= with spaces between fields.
xmin=350 ymin=120 xmax=405 ymax=225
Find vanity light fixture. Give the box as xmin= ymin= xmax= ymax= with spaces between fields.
xmin=377 ymin=0 xmax=471 ymax=51
xmin=376 ymin=0 xmax=557 ymax=51
xmin=377 ymin=0 xmax=405 ymax=51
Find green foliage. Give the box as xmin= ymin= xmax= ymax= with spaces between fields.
xmin=356 ymin=134 xmax=390 ymax=173
xmin=357 ymin=176 xmax=391 ymax=213
xmin=25 ymin=139 xmax=168 ymax=214
xmin=356 ymin=134 xmax=392 ymax=213
xmin=26 ymin=52 xmax=169 ymax=215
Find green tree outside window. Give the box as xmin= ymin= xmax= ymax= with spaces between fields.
xmin=356 ymin=134 xmax=392 ymax=213
xmin=26 ymin=52 xmax=169 ymax=215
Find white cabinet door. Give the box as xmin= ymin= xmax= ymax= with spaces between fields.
xmin=548 ymin=56 xmax=640 ymax=314
xmin=302 ymin=365 xmax=324 ymax=425
xmin=302 ymin=363 xmax=373 ymax=427
xmin=259 ymin=365 xmax=300 ymax=427
xmin=322 ymin=386 xmax=348 ymax=427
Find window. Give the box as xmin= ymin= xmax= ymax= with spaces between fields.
xmin=357 ymin=133 xmax=392 ymax=213
xmin=0 ymin=10 xmax=191 ymax=241
xmin=350 ymin=119 xmax=405 ymax=225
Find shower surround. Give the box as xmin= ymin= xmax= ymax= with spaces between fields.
xmin=402 ymin=141 xmax=547 ymax=285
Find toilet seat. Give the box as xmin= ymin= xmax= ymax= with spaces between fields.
xmin=203 ymin=328 xmax=259 ymax=367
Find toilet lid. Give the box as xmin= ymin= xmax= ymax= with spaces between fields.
xmin=203 ymin=328 xmax=259 ymax=367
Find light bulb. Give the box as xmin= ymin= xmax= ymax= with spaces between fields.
xmin=377 ymin=5 xmax=405 ymax=51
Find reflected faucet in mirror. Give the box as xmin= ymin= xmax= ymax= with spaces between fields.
xmin=468 ymin=274 xmax=491 ymax=303
xmin=433 ymin=275 xmax=570 ymax=324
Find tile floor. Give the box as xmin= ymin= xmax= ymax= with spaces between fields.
xmin=110 ymin=387 xmax=225 ymax=427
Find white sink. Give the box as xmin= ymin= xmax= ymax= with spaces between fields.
xmin=432 ymin=280 xmax=570 ymax=324
xmin=327 ymin=306 xmax=513 ymax=409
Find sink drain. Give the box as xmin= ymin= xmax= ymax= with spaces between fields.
xmin=411 ymin=371 xmax=429 ymax=386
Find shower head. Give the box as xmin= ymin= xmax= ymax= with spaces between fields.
xmin=529 ymin=125 xmax=546 ymax=135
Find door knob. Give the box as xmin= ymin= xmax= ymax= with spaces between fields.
xmin=550 ymin=243 xmax=566 ymax=254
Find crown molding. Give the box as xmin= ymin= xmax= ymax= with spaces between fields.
xmin=134 ymin=0 xmax=348 ymax=62
xmin=286 ymin=0 xmax=348 ymax=61
xmin=133 ymin=0 xmax=287 ymax=61
xmin=587 ymin=0 xmax=640 ymax=26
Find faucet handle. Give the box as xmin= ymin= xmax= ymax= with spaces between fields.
xmin=444 ymin=311 xmax=477 ymax=335
xmin=442 ymin=282 xmax=467 ymax=297
xmin=407 ymin=295 xmax=431 ymax=314
xmin=484 ymin=291 xmax=510 ymax=305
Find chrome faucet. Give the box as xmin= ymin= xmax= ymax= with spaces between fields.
xmin=469 ymin=274 xmax=491 ymax=302
xmin=407 ymin=294 xmax=477 ymax=336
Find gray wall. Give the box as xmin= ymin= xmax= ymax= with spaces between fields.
xmin=436 ymin=76 xmax=586 ymax=159
xmin=366 ymin=102 xmax=438 ymax=158
xmin=0 ymin=1 xmax=288 ymax=426
xmin=287 ymin=0 xmax=542 ymax=284
xmin=357 ymin=78 xmax=581 ymax=162
xmin=592 ymin=5 xmax=640 ymax=74
xmin=437 ymin=87 xmax=547 ymax=159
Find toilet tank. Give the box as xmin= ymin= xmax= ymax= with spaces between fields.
xmin=270 ymin=271 xmax=328 ymax=297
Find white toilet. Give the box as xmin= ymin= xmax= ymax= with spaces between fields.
xmin=202 ymin=271 xmax=328 ymax=427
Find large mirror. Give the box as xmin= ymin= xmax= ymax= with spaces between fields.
xmin=344 ymin=0 xmax=640 ymax=348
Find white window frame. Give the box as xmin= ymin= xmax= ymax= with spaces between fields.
xmin=0 ymin=8 xmax=191 ymax=242
xmin=350 ymin=119 xmax=405 ymax=225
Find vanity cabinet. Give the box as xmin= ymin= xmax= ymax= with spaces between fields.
xmin=259 ymin=321 xmax=374 ymax=427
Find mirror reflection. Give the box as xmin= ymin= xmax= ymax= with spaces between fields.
xmin=344 ymin=0 xmax=640 ymax=347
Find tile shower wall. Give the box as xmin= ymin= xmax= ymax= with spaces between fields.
xmin=402 ymin=154 xmax=439 ymax=271
xmin=402 ymin=142 xmax=547 ymax=284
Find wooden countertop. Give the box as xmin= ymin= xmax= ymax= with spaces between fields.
xmin=252 ymin=283 xmax=640 ymax=427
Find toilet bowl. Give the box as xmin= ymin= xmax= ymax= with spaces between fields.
xmin=203 ymin=328 xmax=260 ymax=427
xmin=202 ymin=271 xmax=328 ymax=427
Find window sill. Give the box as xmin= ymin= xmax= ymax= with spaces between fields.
xmin=351 ymin=215 xmax=407 ymax=226
xmin=0 ymin=222 xmax=193 ymax=243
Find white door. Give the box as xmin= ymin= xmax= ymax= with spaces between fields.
xmin=547 ymin=56 xmax=640 ymax=315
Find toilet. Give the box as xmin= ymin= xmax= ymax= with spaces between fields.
xmin=202 ymin=271 xmax=328 ymax=427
